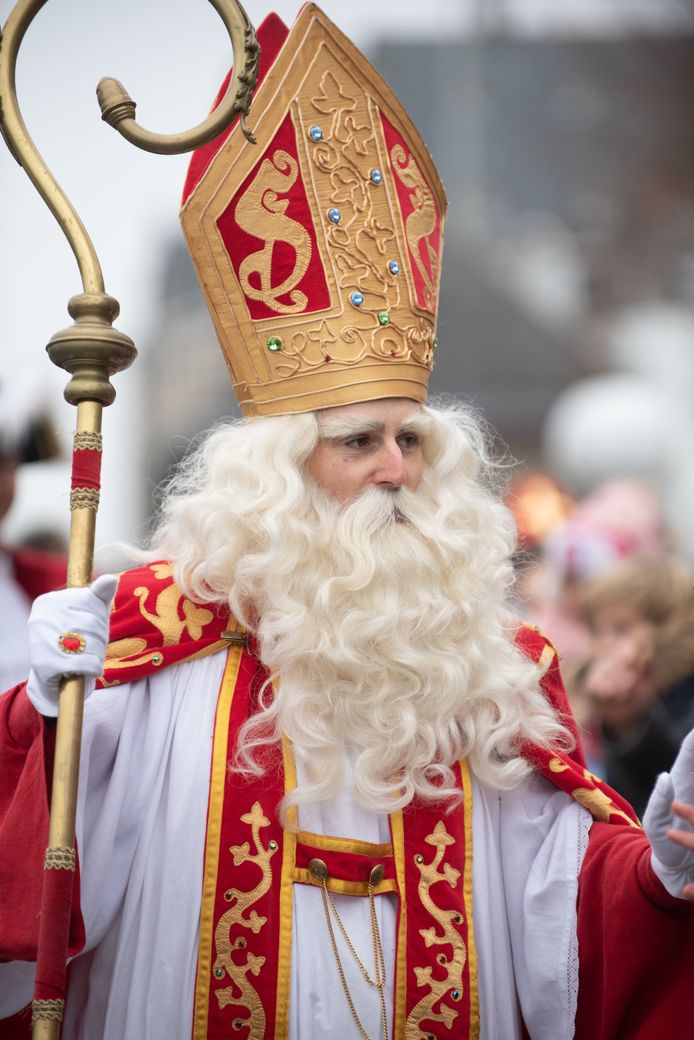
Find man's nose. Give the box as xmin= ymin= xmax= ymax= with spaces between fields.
xmin=375 ymin=442 xmax=407 ymax=487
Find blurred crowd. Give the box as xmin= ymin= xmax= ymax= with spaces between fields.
xmin=0 ymin=382 xmax=66 ymax=691
xmin=511 ymin=474 xmax=694 ymax=816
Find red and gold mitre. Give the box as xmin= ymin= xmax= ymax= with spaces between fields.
xmin=180 ymin=4 xmax=446 ymax=417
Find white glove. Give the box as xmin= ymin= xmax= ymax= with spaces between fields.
xmin=26 ymin=573 xmax=118 ymax=717
xmin=643 ymin=727 xmax=694 ymax=898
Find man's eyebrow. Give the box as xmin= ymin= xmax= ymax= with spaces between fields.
xmin=399 ymin=413 xmax=427 ymax=434
xmin=317 ymin=416 xmax=386 ymax=439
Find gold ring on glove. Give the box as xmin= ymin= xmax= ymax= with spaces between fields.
xmin=58 ymin=632 xmax=87 ymax=654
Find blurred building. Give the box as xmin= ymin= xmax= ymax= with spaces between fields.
xmin=144 ymin=28 xmax=694 ymax=516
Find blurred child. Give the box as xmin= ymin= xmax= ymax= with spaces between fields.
xmin=578 ymin=555 xmax=694 ymax=815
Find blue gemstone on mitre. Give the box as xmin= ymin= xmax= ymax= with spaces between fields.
xmin=350 ymin=291 xmax=365 ymax=307
xmin=388 ymin=260 xmax=400 ymax=275
xmin=370 ymin=169 xmax=383 ymax=185
xmin=309 ymin=126 xmax=323 ymax=142
xmin=327 ymin=208 xmax=341 ymax=224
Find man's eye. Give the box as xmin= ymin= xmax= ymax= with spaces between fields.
xmin=344 ymin=435 xmax=372 ymax=449
xmin=398 ymin=433 xmax=420 ymax=450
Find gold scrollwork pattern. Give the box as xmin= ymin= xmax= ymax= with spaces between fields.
xmin=570 ymin=786 xmax=640 ymax=828
xmin=264 ymin=62 xmax=435 ymax=378
xmin=235 ymin=149 xmax=312 ymax=314
xmin=126 ymin=563 xmax=214 ymax=647
xmin=406 ymin=821 xmax=467 ymax=1038
xmin=212 ymin=802 xmax=279 ymax=1036
xmin=390 ymin=144 xmax=439 ymax=310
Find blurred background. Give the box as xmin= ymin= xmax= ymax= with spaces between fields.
xmin=2 ymin=0 xmax=694 ymax=561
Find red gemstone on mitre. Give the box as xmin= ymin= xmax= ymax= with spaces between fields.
xmin=60 ymin=635 xmax=83 ymax=652
xmin=324 ymin=355 xmax=332 ymax=363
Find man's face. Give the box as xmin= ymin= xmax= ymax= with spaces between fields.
xmin=307 ymin=398 xmax=425 ymax=504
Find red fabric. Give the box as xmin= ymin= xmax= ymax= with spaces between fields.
xmin=9 ymin=547 xmax=67 ymax=602
xmin=96 ymin=562 xmax=232 ymax=689
xmin=181 ymin=13 xmax=290 ymax=206
xmin=0 ymin=1005 xmax=32 ymax=1039
xmin=215 ymin=111 xmax=332 ymax=319
xmin=0 ymin=683 xmax=85 ymax=962
xmin=33 ymin=866 xmax=76 ymax=1002
xmin=575 ymin=821 xmax=694 ymax=1038
xmin=70 ymin=448 xmax=101 ymax=491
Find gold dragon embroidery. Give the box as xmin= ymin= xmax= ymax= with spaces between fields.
xmin=235 ymin=149 xmax=312 ymax=314
xmin=406 ymin=821 xmax=467 ymax=1038
xmin=132 ymin=578 xmax=214 ymax=645
xmin=390 ymin=144 xmax=439 ymax=310
xmin=212 ymin=802 xmax=279 ymax=1036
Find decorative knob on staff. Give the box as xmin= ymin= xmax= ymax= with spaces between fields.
xmin=0 ymin=2 xmax=259 ymax=1037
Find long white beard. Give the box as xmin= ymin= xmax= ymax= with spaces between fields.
xmin=235 ymin=483 xmax=560 ymax=815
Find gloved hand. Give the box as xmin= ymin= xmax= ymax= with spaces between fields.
xmin=26 ymin=573 xmax=118 ymax=717
xmin=643 ymin=727 xmax=694 ymax=899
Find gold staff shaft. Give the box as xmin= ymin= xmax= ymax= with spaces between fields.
xmin=0 ymin=2 xmax=258 ymax=1037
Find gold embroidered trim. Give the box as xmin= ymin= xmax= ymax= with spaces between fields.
xmin=44 ymin=846 xmax=76 ymax=871
xmin=193 ymin=646 xmax=244 ymax=1040
xmin=32 ymin=999 xmax=65 ymax=1024
xmin=390 ymin=808 xmax=408 ymax=1039
xmin=570 ymin=786 xmax=641 ymax=828
xmin=73 ymin=431 xmax=103 ymax=451
xmin=70 ymin=487 xmax=99 ymax=511
xmin=212 ymin=800 xmax=278 ymax=1035
xmin=405 ymin=821 xmax=467 ymax=1038
xmin=292 ymin=867 xmax=397 ymax=897
xmin=274 ymin=737 xmax=298 ymax=1040
xmin=537 ymin=642 xmax=556 ymax=675
xmin=296 ymin=829 xmax=393 ymax=858
xmin=460 ymin=760 xmax=479 ymax=1040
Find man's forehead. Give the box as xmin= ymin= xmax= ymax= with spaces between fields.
xmin=316 ymin=398 xmax=423 ymax=434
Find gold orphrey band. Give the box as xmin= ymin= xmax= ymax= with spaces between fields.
xmin=32 ymin=999 xmax=65 ymax=1024
xmin=73 ymin=431 xmax=103 ymax=451
xmin=44 ymin=845 xmax=76 ymax=871
xmin=70 ymin=487 xmax=100 ymax=511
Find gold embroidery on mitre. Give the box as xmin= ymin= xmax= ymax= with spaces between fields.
xmin=390 ymin=145 xmax=439 ymax=310
xmin=570 ymin=787 xmax=640 ymax=828
xmin=236 ymin=149 xmax=312 ymax=314
xmin=548 ymin=757 xmax=570 ymax=773
xmin=212 ymin=801 xmax=279 ymax=1035
xmin=406 ymin=821 xmax=466 ymax=1038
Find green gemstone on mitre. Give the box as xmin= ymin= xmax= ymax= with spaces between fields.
xmin=266 ymin=336 xmax=282 ymax=352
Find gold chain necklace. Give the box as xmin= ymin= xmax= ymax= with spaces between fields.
xmin=309 ymin=858 xmax=390 ymax=1040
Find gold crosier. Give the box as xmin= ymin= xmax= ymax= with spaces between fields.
xmin=0 ymin=2 xmax=259 ymax=1037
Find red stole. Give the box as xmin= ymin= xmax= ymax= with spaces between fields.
xmin=190 ymin=641 xmax=639 ymax=1040
xmin=192 ymin=644 xmax=479 ymax=1040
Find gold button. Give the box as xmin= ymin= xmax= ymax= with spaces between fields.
xmin=309 ymin=857 xmax=329 ymax=881
xmin=369 ymin=864 xmax=385 ymax=886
